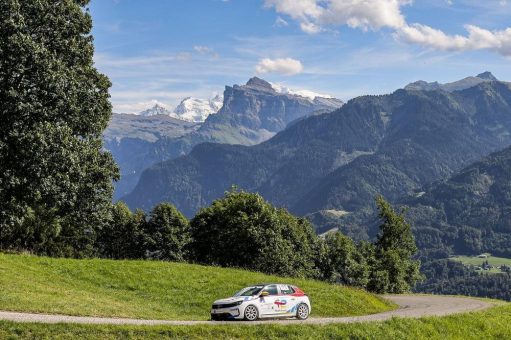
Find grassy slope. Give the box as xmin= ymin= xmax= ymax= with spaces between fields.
xmin=0 ymin=253 xmax=393 ymax=320
xmin=0 ymin=304 xmax=509 ymax=339
xmin=451 ymin=255 xmax=511 ymax=266
xmin=450 ymin=255 xmax=511 ymax=274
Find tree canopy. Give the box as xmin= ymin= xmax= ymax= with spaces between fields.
xmin=368 ymin=196 xmax=422 ymax=293
xmin=0 ymin=0 xmax=118 ymax=256
xmin=189 ymin=189 xmax=319 ymax=278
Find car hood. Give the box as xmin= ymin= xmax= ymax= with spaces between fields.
xmin=213 ymin=296 xmax=254 ymax=304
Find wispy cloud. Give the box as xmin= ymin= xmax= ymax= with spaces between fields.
xmin=193 ymin=45 xmax=220 ymax=58
xmin=264 ymin=0 xmax=511 ymax=57
xmin=274 ymin=16 xmax=289 ymax=27
xmin=94 ymin=50 xmax=254 ymax=112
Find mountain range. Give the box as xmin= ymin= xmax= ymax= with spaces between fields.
xmin=104 ymin=114 xmax=199 ymax=198
xmin=123 ymin=73 xmax=511 ymax=251
xmin=404 ymin=145 xmax=511 ymax=258
xmin=404 ymin=71 xmax=499 ymax=92
xmin=105 ymin=77 xmax=343 ymax=199
xmin=137 ymin=95 xmax=223 ymax=123
xmin=172 ymin=95 xmax=223 ymax=123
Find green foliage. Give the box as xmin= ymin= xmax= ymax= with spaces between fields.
xmin=368 ymin=196 xmax=422 ymax=293
xmin=406 ymin=146 xmax=511 ymax=259
xmin=318 ymin=233 xmax=369 ymax=287
xmin=417 ymin=259 xmax=511 ymax=301
xmin=189 ymin=189 xmax=319 ymax=278
xmin=0 ymin=0 xmax=118 ymax=256
xmin=0 ymin=253 xmax=393 ymax=320
xmin=144 ymin=203 xmax=190 ymax=261
xmin=97 ymin=202 xmax=145 ymax=259
xmin=97 ymin=202 xmax=191 ymax=262
xmin=187 ymin=191 xmax=420 ymax=294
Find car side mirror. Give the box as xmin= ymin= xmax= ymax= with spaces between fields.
xmin=260 ymin=291 xmax=269 ymax=297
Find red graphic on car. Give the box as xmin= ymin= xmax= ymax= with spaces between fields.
xmin=274 ymin=299 xmax=287 ymax=307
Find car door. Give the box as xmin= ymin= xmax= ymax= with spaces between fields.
xmin=276 ymin=284 xmax=298 ymax=316
xmin=258 ymin=284 xmax=280 ymax=316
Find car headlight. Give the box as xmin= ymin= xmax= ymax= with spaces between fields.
xmin=234 ymin=300 xmax=243 ymax=306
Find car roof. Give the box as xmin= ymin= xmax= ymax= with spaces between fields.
xmin=254 ymin=283 xmax=293 ymax=286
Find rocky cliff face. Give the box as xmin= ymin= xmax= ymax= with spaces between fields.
xmin=106 ymin=77 xmax=342 ymax=199
xmin=193 ymin=77 xmax=344 ymax=145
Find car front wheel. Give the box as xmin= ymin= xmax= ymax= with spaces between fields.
xmin=296 ymin=303 xmax=309 ymax=320
xmin=244 ymin=305 xmax=259 ymax=321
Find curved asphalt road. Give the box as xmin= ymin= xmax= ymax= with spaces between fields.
xmin=0 ymin=295 xmax=493 ymax=326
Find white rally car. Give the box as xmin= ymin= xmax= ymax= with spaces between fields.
xmin=210 ymin=283 xmax=311 ymax=321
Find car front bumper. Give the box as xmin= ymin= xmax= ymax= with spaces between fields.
xmin=210 ymin=306 xmax=242 ymax=320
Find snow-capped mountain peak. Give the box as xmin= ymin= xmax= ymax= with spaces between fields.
xmin=139 ymin=104 xmax=172 ymax=117
xmin=171 ymin=95 xmax=223 ymax=123
xmin=270 ymin=83 xmax=333 ymax=100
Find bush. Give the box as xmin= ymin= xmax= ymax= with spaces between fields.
xmin=144 ymin=203 xmax=190 ymax=261
xmin=97 ymin=202 xmax=145 ymax=259
xmin=189 ymin=189 xmax=319 ymax=278
xmin=318 ymin=233 xmax=369 ymax=287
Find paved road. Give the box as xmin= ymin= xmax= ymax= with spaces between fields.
xmin=0 ymin=295 xmax=493 ymax=326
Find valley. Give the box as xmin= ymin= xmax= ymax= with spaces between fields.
xmin=3 ymin=1 xmax=511 ymax=338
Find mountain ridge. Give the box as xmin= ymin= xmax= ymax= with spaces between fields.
xmin=123 ymin=79 xmax=511 ymax=249
xmin=404 ymin=71 xmax=501 ymax=92
xmin=106 ymin=77 xmax=343 ymax=199
xmin=404 ymin=145 xmax=511 ymax=257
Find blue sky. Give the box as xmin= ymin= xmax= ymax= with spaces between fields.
xmin=89 ymin=0 xmax=511 ymax=113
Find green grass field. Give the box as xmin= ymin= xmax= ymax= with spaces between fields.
xmin=0 ymin=303 xmax=509 ymax=339
xmin=450 ymin=255 xmax=511 ymax=274
xmin=0 ymin=253 xmax=393 ymax=321
xmin=451 ymin=255 xmax=511 ymax=266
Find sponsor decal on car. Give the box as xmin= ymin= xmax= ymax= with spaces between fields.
xmin=274 ymin=299 xmax=287 ymax=308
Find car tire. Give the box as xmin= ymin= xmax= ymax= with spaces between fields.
xmin=296 ymin=303 xmax=309 ymax=320
xmin=244 ymin=304 xmax=259 ymax=321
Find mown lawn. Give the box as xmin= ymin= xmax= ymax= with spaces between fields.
xmin=451 ymin=255 xmax=511 ymax=267
xmin=0 ymin=303 xmax=509 ymax=339
xmin=0 ymin=253 xmax=393 ymax=320
xmin=450 ymin=255 xmax=511 ymax=274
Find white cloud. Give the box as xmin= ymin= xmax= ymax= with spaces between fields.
xmin=115 ymin=100 xmax=169 ymax=114
xmin=255 ymin=57 xmax=304 ymax=75
xmin=265 ymin=0 xmax=409 ymax=33
xmin=194 ymin=45 xmax=213 ymax=54
xmin=175 ymin=52 xmax=192 ymax=62
xmin=94 ymin=51 xmax=254 ymax=112
xmin=300 ymin=22 xmax=322 ymax=34
xmin=264 ymin=0 xmax=323 ymax=22
xmin=265 ymin=0 xmax=511 ymax=57
xmin=396 ymin=24 xmax=511 ymax=56
xmin=193 ymin=45 xmax=219 ymax=58
xmin=274 ymin=16 xmax=289 ymax=27
xmin=320 ymin=0 xmax=409 ymax=31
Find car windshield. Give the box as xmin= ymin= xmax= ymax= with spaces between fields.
xmin=234 ymin=286 xmax=264 ymax=297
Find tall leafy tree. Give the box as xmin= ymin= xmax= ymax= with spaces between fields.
xmin=144 ymin=203 xmax=190 ymax=261
xmin=97 ymin=202 xmax=145 ymax=260
xmin=0 ymin=0 xmax=118 ymax=256
xmin=318 ymin=232 xmax=369 ymax=287
xmin=190 ymin=189 xmax=319 ymax=278
xmin=368 ymin=196 xmax=422 ymax=293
